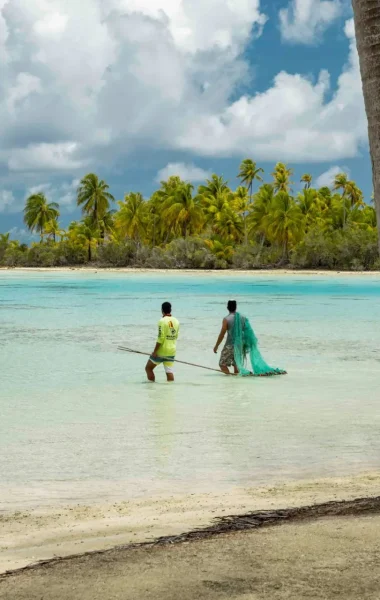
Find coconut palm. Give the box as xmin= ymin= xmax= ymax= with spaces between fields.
xmin=162 ymin=182 xmax=204 ymax=238
xmin=24 ymin=193 xmax=60 ymax=241
xmin=238 ymin=159 xmax=264 ymax=202
xmin=44 ymin=219 xmax=65 ymax=242
xmin=214 ymin=207 xmax=243 ymax=242
xmin=115 ymin=193 xmax=146 ymax=245
xmin=296 ymin=188 xmax=322 ymax=230
xmin=77 ymin=174 xmax=114 ymax=227
xmin=233 ymin=185 xmax=251 ymax=245
xmin=0 ymin=232 xmax=10 ymax=245
xmin=301 ymin=174 xmax=313 ymax=189
xmin=345 ymin=181 xmax=365 ymax=208
xmin=351 ymin=1 xmax=380 ymax=252
xmin=0 ymin=233 xmax=10 ymax=261
xmin=205 ymin=237 xmax=235 ymax=263
xmin=272 ymin=163 xmax=293 ymax=193
xmin=248 ymin=184 xmax=274 ymax=242
xmin=198 ymin=174 xmax=230 ymax=199
xmin=99 ymin=209 xmax=116 ymax=242
xmin=265 ymin=192 xmax=304 ymax=260
xmin=75 ymin=218 xmax=100 ymax=262
xmin=333 ymin=173 xmax=351 ymax=228
xmin=201 ymin=188 xmax=233 ymax=227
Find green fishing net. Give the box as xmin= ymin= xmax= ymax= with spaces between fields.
xmin=233 ymin=313 xmax=286 ymax=377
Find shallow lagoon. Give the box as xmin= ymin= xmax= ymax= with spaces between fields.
xmin=1 ymin=271 xmax=380 ymax=508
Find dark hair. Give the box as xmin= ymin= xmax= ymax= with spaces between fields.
xmin=227 ymin=300 xmax=237 ymax=313
xmin=162 ymin=302 xmax=172 ymax=314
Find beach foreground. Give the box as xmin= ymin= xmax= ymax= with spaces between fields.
xmin=1 ymin=474 xmax=380 ymax=574
xmin=2 ymin=503 xmax=380 ymax=600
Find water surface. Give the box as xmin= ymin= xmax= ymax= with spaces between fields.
xmin=1 ymin=271 xmax=380 ymax=508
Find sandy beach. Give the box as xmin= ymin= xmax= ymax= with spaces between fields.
xmin=2 ymin=495 xmax=380 ymax=600
xmin=2 ymin=473 xmax=380 ymax=575
xmin=1 ymin=266 xmax=380 ymax=276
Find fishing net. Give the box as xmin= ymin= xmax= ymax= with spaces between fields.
xmin=232 ymin=313 xmax=286 ymax=377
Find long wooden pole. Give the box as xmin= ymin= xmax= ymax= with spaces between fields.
xmin=118 ymin=346 xmax=222 ymax=374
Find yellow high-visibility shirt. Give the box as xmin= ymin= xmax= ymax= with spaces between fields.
xmin=157 ymin=316 xmax=180 ymax=357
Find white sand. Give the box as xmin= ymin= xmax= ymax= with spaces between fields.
xmin=2 ymin=472 xmax=380 ymax=574
xmin=1 ymin=267 xmax=380 ymax=276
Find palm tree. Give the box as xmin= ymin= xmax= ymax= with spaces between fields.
xmin=265 ymin=192 xmax=304 ymax=260
xmin=333 ymin=173 xmax=350 ymax=228
xmin=214 ymin=207 xmax=243 ymax=242
xmin=115 ymin=193 xmax=146 ymax=245
xmin=248 ymin=184 xmax=274 ymax=245
xmin=345 ymin=181 xmax=365 ymax=208
xmin=0 ymin=232 xmax=10 ymax=245
xmin=205 ymin=237 xmax=235 ymax=263
xmin=198 ymin=174 xmax=229 ymax=198
xmin=77 ymin=174 xmax=114 ymax=228
xmin=296 ymin=188 xmax=321 ymax=230
xmin=44 ymin=219 xmax=65 ymax=242
xmin=75 ymin=218 xmax=100 ymax=262
xmin=24 ymin=193 xmax=60 ymax=241
xmin=238 ymin=159 xmax=264 ymax=202
xmin=163 ymin=182 xmax=204 ymax=238
xmin=99 ymin=209 xmax=116 ymax=242
xmin=201 ymin=188 xmax=233 ymax=227
xmin=301 ymin=174 xmax=313 ymax=189
xmin=0 ymin=232 xmax=10 ymax=261
xmin=272 ymin=163 xmax=293 ymax=193
xmin=233 ymin=184 xmax=252 ymax=245
xmin=352 ymin=1 xmax=380 ymax=252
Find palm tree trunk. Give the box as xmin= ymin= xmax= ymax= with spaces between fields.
xmin=88 ymin=243 xmax=92 ymax=262
xmin=352 ymin=0 xmax=380 ymax=253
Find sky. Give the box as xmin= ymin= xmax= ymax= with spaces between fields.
xmin=0 ymin=0 xmax=373 ymax=239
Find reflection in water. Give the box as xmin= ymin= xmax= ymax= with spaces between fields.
xmin=147 ymin=383 xmax=177 ymax=469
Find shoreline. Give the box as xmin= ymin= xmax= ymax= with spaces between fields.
xmin=2 ymin=472 xmax=380 ymax=574
xmin=3 ymin=493 xmax=380 ymax=579
xmin=1 ymin=266 xmax=380 ymax=276
xmin=4 ymin=511 xmax=380 ymax=600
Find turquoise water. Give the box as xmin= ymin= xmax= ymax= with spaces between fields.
xmin=1 ymin=271 xmax=380 ymax=508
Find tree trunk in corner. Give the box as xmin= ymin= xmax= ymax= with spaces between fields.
xmin=352 ymin=0 xmax=380 ymax=253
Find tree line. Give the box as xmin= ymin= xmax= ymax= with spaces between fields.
xmin=0 ymin=160 xmax=378 ymax=270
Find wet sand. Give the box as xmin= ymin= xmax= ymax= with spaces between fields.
xmin=2 ymin=473 xmax=380 ymax=574
xmin=2 ymin=510 xmax=380 ymax=600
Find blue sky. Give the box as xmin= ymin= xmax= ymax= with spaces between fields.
xmin=0 ymin=0 xmax=371 ymax=238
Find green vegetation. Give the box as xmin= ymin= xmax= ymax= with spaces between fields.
xmin=1 ymin=161 xmax=378 ymax=270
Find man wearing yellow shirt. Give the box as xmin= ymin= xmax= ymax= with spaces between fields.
xmin=145 ymin=302 xmax=180 ymax=382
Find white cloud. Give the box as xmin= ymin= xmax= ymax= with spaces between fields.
xmin=0 ymin=190 xmax=18 ymax=213
xmin=6 ymin=73 xmax=42 ymax=115
xmin=156 ymin=162 xmax=211 ymax=182
xmin=279 ymin=0 xmax=342 ymax=44
xmin=316 ymin=166 xmax=349 ymax=188
xmin=34 ymin=12 xmax=68 ymax=37
xmin=25 ymin=178 xmax=80 ymax=211
xmin=8 ymin=143 xmax=85 ymax=172
xmin=0 ymin=0 xmax=368 ymax=197
xmin=177 ymin=19 xmax=367 ymax=162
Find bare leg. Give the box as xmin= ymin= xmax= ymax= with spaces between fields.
xmin=166 ymin=373 xmax=174 ymax=382
xmin=145 ymin=360 xmax=157 ymax=382
xmin=233 ymin=365 xmax=239 ymax=375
